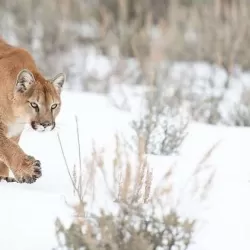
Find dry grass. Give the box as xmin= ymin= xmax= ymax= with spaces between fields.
xmin=74 ymin=0 xmax=250 ymax=70
xmin=1 ymin=0 xmax=249 ymax=71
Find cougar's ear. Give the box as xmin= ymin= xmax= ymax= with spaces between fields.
xmin=15 ymin=69 xmax=35 ymax=93
xmin=51 ymin=73 xmax=65 ymax=93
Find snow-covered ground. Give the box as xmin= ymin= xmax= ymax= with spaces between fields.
xmin=0 ymin=89 xmax=250 ymax=250
xmin=1 ymin=57 xmax=250 ymax=249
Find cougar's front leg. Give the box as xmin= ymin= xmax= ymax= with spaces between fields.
xmin=0 ymin=135 xmax=22 ymax=183
xmin=0 ymin=133 xmax=42 ymax=184
xmin=0 ymin=161 xmax=16 ymax=182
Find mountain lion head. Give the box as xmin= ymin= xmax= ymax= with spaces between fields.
xmin=13 ymin=69 xmax=65 ymax=132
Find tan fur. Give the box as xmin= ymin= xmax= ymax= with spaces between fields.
xmin=0 ymin=38 xmax=65 ymax=184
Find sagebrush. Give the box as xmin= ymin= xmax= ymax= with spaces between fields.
xmin=54 ymin=117 xmax=218 ymax=250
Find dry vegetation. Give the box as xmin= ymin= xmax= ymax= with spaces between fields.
xmin=130 ymin=79 xmax=189 ymax=156
xmin=54 ymin=117 xmax=218 ymax=250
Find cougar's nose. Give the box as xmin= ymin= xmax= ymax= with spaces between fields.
xmin=41 ymin=121 xmax=51 ymax=128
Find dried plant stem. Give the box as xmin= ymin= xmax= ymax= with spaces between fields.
xmin=57 ymin=132 xmax=82 ymax=203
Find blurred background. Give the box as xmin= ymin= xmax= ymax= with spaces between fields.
xmin=1 ymin=0 xmax=249 ymax=126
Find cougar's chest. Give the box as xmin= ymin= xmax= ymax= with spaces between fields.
xmin=7 ymin=119 xmax=25 ymax=138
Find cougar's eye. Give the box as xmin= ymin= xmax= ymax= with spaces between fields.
xmin=29 ymin=102 xmax=39 ymax=112
xmin=51 ymin=104 xmax=58 ymax=110
xmin=30 ymin=102 xmax=38 ymax=109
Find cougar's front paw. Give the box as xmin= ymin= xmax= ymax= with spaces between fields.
xmin=0 ymin=177 xmax=16 ymax=183
xmin=15 ymin=155 xmax=42 ymax=184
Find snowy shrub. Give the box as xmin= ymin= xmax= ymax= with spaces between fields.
xmin=129 ymin=74 xmax=189 ymax=156
xmin=54 ymin=206 xmax=195 ymax=250
xmin=54 ymin=134 xmax=195 ymax=250
xmin=54 ymin=119 xmax=217 ymax=250
xmin=131 ymin=105 xmax=188 ymax=156
xmin=109 ymin=65 xmax=189 ymax=156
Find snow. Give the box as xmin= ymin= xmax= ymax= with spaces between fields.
xmin=0 ymin=185 xmax=72 ymax=250
xmin=1 ymin=62 xmax=250 ymax=250
xmin=178 ymin=123 xmax=250 ymax=250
